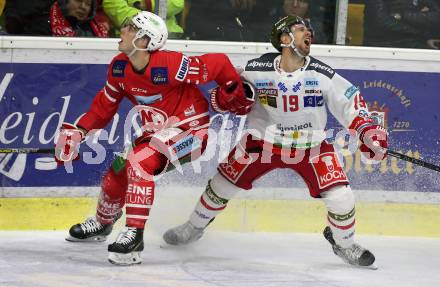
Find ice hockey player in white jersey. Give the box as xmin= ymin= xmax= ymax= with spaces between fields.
xmin=163 ymin=15 xmax=388 ymax=269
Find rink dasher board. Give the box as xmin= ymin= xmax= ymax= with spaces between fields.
xmin=2 ymin=186 xmax=440 ymax=203
xmin=1 ymin=37 xmax=440 ymax=236
xmin=1 ymin=186 xmax=440 ymax=237
xmin=2 ymin=36 xmax=440 ymax=72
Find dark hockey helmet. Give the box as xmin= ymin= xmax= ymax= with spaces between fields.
xmin=270 ymin=15 xmax=314 ymax=52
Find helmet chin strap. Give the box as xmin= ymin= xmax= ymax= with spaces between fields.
xmin=127 ymin=34 xmax=149 ymax=58
xmin=280 ymin=31 xmax=306 ymax=58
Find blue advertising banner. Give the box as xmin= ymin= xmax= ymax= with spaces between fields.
xmin=334 ymin=70 xmax=440 ymax=192
xmin=0 ymin=63 xmax=439 ymax=192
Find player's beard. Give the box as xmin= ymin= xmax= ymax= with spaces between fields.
xmin=300 ymin=45 xmax=311 ymax=56
xmin=296 ymin=41 xmax=310 ymax=56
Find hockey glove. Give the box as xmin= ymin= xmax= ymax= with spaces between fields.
xmin=210 ymin=80 xmax=255 ymax=115
xmin=359 ymin=125 xmax=388 ymax=161
xmin=54 ymin=123 xmax=86 ymax=163
xmin=350 ymin=116 xmax=388 ymax=161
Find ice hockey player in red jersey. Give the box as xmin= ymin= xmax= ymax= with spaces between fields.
xmin=163 ymin=15 xmax=388 ymax=269
xmin=54 ymin=11 xmax=254 ymax=266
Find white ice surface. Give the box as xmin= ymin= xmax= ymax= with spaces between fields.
xmin=1 ymin=230 xmax=440 ymax=287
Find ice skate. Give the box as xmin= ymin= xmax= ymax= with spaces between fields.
xmin=66 ymin=211 xmax=122 ymax=242
xmin=108 ymin=227 xmax=144 ymax=266
xmin=163 ymin=221 xmax=205 ymax=245
xmin=323 ymin=226 xmax=377 ymax=269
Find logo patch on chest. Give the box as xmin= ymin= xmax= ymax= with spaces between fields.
xmin=304 ymin=95 xmax=324 ymax=107
xmin=151 ymin=67 xmax=168 ymax=85
xmin=136 ymin=105 xmax=169 ymax=132
xmin=292 ymin=81 xmax=302 ymax=92
xmin=259 ymin=95 xmax=278 ymax=108
xmin=112 ymin=60 xmax=127 ymax=77
xmin=304 ymin=78 xmax=319 ymax=87
xmin=255 ymin=79 xmax=276 ymax=88
xmin=258 ymin=88 xmax=278 ymax=108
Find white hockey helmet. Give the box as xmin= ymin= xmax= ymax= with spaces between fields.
xmin=123 ymin=11 xmax=168 ymax=53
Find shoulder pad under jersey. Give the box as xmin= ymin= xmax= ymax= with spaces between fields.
xmin=306 ymin=57 xmax=335 ymax=79
xmin=245 ymin=53 xmax=279 ymax=72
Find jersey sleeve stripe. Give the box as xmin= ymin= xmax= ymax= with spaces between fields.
xmin=106 ymin=81 xmax=119 ymax=92
xmin=103 ymin=88 xmax=117 ymax=103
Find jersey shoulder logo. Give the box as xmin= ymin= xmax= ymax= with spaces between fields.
xmin=175 ymin=55 xmax=190 ymax=82
xmin=112 ymin=60 xmax=128 ymax=77
xmin=306 ymin=57 xmax=335 ymax=79
xmin=151 ymin=67 xmax=169 ymax=85
xmin=344 ymin=85 xmax=359 ymax=99
xmin=245 ymin=53 xmax=278 ymax=72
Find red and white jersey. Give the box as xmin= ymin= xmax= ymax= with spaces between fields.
xmin=243 ymin=53 xmax=370 ymax=148
xmin=78 ymin=50 xmax=241 ymax=134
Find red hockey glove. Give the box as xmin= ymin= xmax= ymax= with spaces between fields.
xmin=210 ymin=80 xmax=255 ymax=115
xmin=359 ymin=125 xmax=388 ymax=161
xmin=350 ymin=116 xmax=388 ymax=161
xmin=54 ymin=123 xmax=85 ymax=163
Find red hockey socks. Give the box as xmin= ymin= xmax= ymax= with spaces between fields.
xmin=125 ymin=162 xmax=155 ymax=229
xmin=96 ymin=168 xmax=126 ymax=225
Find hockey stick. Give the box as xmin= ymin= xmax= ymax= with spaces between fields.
xmin=387 ymin=149 xmax=440 ymax=172
xmin=0 ymin=148 xmax=55 ymax=154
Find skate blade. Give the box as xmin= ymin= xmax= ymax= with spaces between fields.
xmin=348 ymin=262 xmax=378 ymax=270
xmin=363 ymin=263 xmax=378 ymax=270
xmin=65 ymin=235 xmax=108 ymax=243
xmin=162 ymin=232 xmax=204 ymax=246
xmin=108 ymin=251 xmax=142 ymax=266
xmin=338 ymin=257 xmax=379 ymax=270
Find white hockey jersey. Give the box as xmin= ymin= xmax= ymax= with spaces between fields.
xmin=242 ymin=53 xmax=369 ymax=148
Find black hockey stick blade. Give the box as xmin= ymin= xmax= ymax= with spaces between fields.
xmin=0 ymin=148 xmax=55 ymax=154
xmin=387 ymin=149 xmax=440 ymax=172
